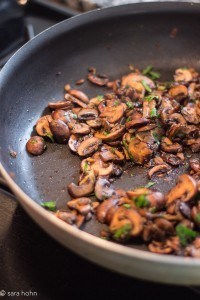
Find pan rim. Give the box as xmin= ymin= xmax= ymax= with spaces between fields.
xmin=1 ymin=1 xmax=200 ymax=279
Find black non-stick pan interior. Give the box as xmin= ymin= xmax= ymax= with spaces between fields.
xmin=0 ymin=2 xmax=200 ymax=245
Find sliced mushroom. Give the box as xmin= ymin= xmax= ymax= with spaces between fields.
xmin=56 ymin=210 xmax=77 ymax=225
xmin=161 ymin=137 xmax=182 ymax=153
xmin=65 ymin=93 xmax=87 ymax=108
xmin=174 ymin=68 xmax=193 ymax=82
xmin=181 ymin=103 xmax=200 ymax=124
xmin=126 ymin=116 xmax=150 ymax=129
xmin=168 ymin=85 xmax=188 ymax=101
xmin=48 ymin=100 xmax=73 ymax=110
xmin=77 ymin=137 xmax=101 ymax=157
xmin=68 ymin=172 xmax=95 ymax=197
xmin=67 ymin=198 xmax=92 ymax=215
xmin=100 ymin=145 xmax=124 ymax=163
xmin=95 ymin=177 xmax=115 ymax=201
xmin=166 ymin=174 xmax=197 ymax=205
xmin=87 ymin=71 xmax=109 ymax=86
xmin=99 ymin=104 xmax=125 ymax=124
xmin=68 ymin=89 xmax=89 ymax=104
xmin=95 ymin=125 xmax=125 ymax=142
xmin=35 ymin=115 xmax=54 ymax=141
xmin=52 ymin=110 xmax=77 ymax=129
xmin=148 ymin=164 xmax=171 ymax=179
xmin=96 ymin=197 xmax=119 ymax=223
xmin=109 ymin=207 xmax=143 ymax=242
xmin=161 ymin=152 xmax=183 ymax=166
xmin=26 ymin=136 xmax=46 ymax=155
xmin=167 ymin=113 xmax=187 ymax=126
xmin=86 ymin=118 xmax=102 ymax=129
xmin=49 ymin=119 xmax=70 ymax=143
xmin=189 ymin=158 xmax=200 ymax=173
xmin=143 ymin=99 xmax=157 ymax=119
xmin=72 ymin=123 xmax=90 ymax=135
xmin=128 ymin=138 xmax=153 ymax=164
xmin=68 ymin=134 xmax=80 ymax=152
xmin=148 ymin=240 xmax=173 ymax=254
xmin=121 ymin=73 xmax=155 ymax=89
xmin=78 ymin=108 xmax=99 ymax=121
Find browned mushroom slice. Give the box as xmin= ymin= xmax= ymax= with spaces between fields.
xmin=26 ymin=136 xmax=46 ymax=156
xmin=148 ymin=164 xmax=171 ymax=179
xmin=87 ymin=71 xmax=109 ymax=86
xmin=109 ymin=207 xmax=143 ymax=242
xmin=128 ymin=138 xmax=153 ymax=164
xmin=167 ymin=124 xmax=186 ymax=140
xmin=65 ymin=93 xmax=87 ymax=108
xmin=185 ymin=138 xmax=200 ymax=153
xmin=86 ymin=118 xmax=102 ymax=129
xmin=161 ymin=152 xmax=183 ymax=166
xmin=49 ymin=119 xmax=70 ymax=143
xmin=121 ymin=73 xmax=155 ymax=89
xmin=167 ymin=113 xmax=187 ymax=126
xmin=68 ymin=90 xmax=89 ymax=104
xmin=68 ymin=134 xmax=80 ymax=152
xmin=126 ymin=115 xmax=150 ymax=129
xmin=81 ymin=156 xmax=113 ymax=177
xmin=143 ymin=99 xmax=157 ymax=119
xmin=67 ymin=197 xmax=92 ymax=215
xmin=166 ymin=174 xmax=197 ymax=206
xmin=96 ymin=197 xmax=119 ymax=223
xmin=95 ymin=178 xmax=115 ymax=201
xmin=72 ymin=123 xmax=90 ymax=135
xmin=174 ymin=68 xmax=193 ymax=82
xmin=52 ymin=110 xmax=77 ymax=129
xmin=88 ymin=97 xmax=104 ymax=108
xmin=100 ymin=145 xmax=124 ymax=163
xmin=99 ymin=104 xmax=125 ymax=123
xmin=189 ymin=158 xmax=200 ymax=173
xmin=48 ymin=100 xmax=73 ymax=110
xmin=78 ymin=108 xmax=99 ymax=121
xmin=95 ymin=125 xmax=125 ymax=142
xmin=161 ymin=137 xmax=182 ymax=153
xmin=181 ymin=103 xmax=200 ymax=124
xmin=148 ymin=240 xmax=173 ymax=254
xmin=56 ymin=210 xmax=77 ymax=225
xmin=137 ymin=124 xmax=157 ymax=132
xmin=77 ymin=137 xmax=102 ymax=157
xmin=68 ymin=172 xmax=95 ymax=198
xmin=35 ymin=115 xmax=54 ymax=141
xmin=168 ymin=85 xmax=188 ymax=101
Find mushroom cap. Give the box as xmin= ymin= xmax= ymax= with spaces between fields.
xmin=77 ymin=137 xmax=102 ymax=157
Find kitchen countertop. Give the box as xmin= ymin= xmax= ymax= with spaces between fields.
xmin=0 ymin=189 xmax=200 ymax=299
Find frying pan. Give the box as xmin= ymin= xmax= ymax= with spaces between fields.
xmin=0 ymin=2 xmax=200 ymax=285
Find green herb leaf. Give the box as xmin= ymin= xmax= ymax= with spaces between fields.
xmin=126 ymin=101 xmax=134 ymax=109
xmin=134 ymin=194 xmax=150 ymax=208
xmin=114 ymin=100 xmax=119 ymax=106
xmin=103 ymin=131 xmax=109 ymax=136
xmin=46 ymin=132 xmax=55 ymax=143
xmin=122 ymin=140 xmax=134 ymax=162
xmin=142 ymin=65 xmax=153 ymax=75
xmin=149 ymin=207 xmax=157 ymax=213
xmin=144 ymin=95 xmax=159 ymax=102
xmin=149 ymin=71 xmax=160 ymax=80
xmin=145 ymin=181 xmax=156 ymax=188
xmin=150 ymin=107 xmax=158 ymax=118
xmin=113 ymin=223 xmax=132 ymax=240
xmin=111 ymin=147 xmax=116 ymax=154
xmin=123 ymin=204 xmax=131 ymax=209
xmin=97 ymin=95 xmax=103 ymax=100
xmin=194 ymin=213 xmax=200 ymax=223
xmin=152 ymin=132 xmax=161 ymax=144
xmin=141 ymin=80 xmax=152 ymax=93
xmin=41 ymin=201 xmax=56 ymax=211
xmin=126 ymin=116 xmax=132 ymax=122
xmin=176 ymin=225 xmax=197 ymax=247
xmin=84 ymin=162 xmax=89 ymax=172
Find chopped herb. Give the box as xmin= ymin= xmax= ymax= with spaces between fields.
xmin=150 ymin=207 xmax=157 ymax=213
xmin=194 ymin=213 xmax=200 ymax=223
xmin=152 ymin=132 xmax=161 ymax=144
xmin=123 ymin=204 xmax=131 ymax=209
xmin=142 ymin=66 xmax=160 ymax=80
xmin=126 ymin=101 xmax=134 ymax=109
xmin=72 ymin=113 xmax=78 ymax=119
xmin=122 ymin=140 xmax=134 ymax=162
xmin=150 ymin=107 xmax=158 ymax=118
xmin=114 ymin=100 xmax=119 ymax=106
xmin=142 ymin=65 xmax=153 ymax=75
xmin=141 ymin=80 xmax=152 ymax=93
xmin=113 ymin=223 xmax=132 ymax=240
xmin=111 ymin=147 xmax=116 ymax=154
xmin=149 ymin=71 xmax=160 ymax=80
xmin=97 ymin=95 xmax=103 ymax=100
xmin=84 ymin=162 xmax=89 ymax=172
xmin=144 ymin=95 xmax=159 ymax=102
xmin=41 ymin=201 xmax=56 ymax=211
xmin=134 ymin=194 xmax=150 ymax=208
xmin=176 ymin=225 xmax=197 ymax=247
xmin=103 ymin=131 xmax=109 ymax=136
xmin=145 ymin=181 xmax=156 ymax=188
xmin=125 ymin=84 xmax=131 ymax=89
xmin=46 ymin=132 xmax=55 ymax=142
xmin=126 ymin=116 xmax=132 ymax=122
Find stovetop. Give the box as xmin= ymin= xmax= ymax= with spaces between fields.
xmin=0 ymin=1 xmax=200 ymax=298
